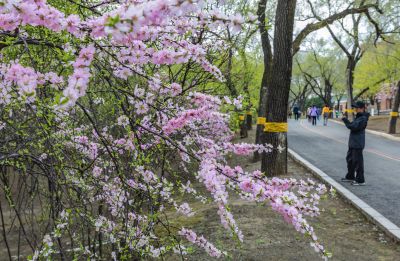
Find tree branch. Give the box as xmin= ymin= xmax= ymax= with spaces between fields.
xmin=354 ymin=87 xmax=370 ymax=100
xmin=293 ymin=4 xmax=379 ymax=55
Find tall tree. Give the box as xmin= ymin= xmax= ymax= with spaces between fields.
xmin=306 ymin=0 xmax=385 ymax=118
xmin=355 ymin=41 xmax=400 ymax=133
xmin=256 ymin=0 xmax=383 ymax=175
xmin=296 ymin=49 xmax=345 ymax=107
xmin=253 ymin=0 xmax=272 ymax=160
xmin=388 ymin=81 xmax=400 ymax=134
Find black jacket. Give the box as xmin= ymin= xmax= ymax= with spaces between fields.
xmin=342 ymin=112 xmax=370 ymax=149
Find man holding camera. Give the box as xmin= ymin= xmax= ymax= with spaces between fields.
xmin=341 ymin=101 xmax=370 ymax=186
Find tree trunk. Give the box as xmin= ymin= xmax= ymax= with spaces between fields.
xmin=225 ymin=47 xmax=238 ymax=97
xmin=254 ymin=0 xmax=272 ymax=162
xmin=240 ymin=119 xmax=248 ymax=138
xmin=246 ymin=113 xmax=252 ymax=130
xmin=345 ymin=59 xmax=355 ymax=119
xmin=261 ymin=0 xmax=297 ymax=176
xmin=388 ymin=80 xmax=400 ymax=134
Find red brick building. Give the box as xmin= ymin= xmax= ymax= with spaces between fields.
xmin=337 ymin=83 xmax=398 ymax=114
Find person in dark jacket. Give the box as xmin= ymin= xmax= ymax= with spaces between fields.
xmin=293 ymin=106 xmax=299 ymax=121
xmin=341 ymin=101 xmax=370 ymax=186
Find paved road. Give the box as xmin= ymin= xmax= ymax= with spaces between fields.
xmin=288 ymin=118 xmax=400 ymax=227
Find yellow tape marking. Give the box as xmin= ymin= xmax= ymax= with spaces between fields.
xmin=246 ymin=111 xmax=252 ymax=115
xmin=264 ymin=122 xmax=288 ymax=133
xmin=345 ymin=109 xmax=354 ymax=113
xmin=257 ymin=117 xmax=266 ymax=125
xmin=239 ymin=115 xmax=245 ymax=121
xmin=390 ymin=112 xmax=399 ymax=117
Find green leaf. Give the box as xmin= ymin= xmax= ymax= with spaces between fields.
xmin=106 ymin=15 xmax=120 ymax=27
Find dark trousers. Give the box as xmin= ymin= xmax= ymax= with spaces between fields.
xmin=323 ymin=116 xmax=328 ymax=126
xmin=312 ymin=116 xmax=317 ymax=125
xmin=345 ymin=148 xmax=365 ymax=183
xmin=294 ymin=113 xmax=299 ymax=120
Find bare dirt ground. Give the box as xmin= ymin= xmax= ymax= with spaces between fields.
xmin=366 ymin=116 xmax=400 ymax=137
xmin=333 ymin=116 xmax=400 ymax=137
xmin=166 ymin=128 xmax=400 ymax=261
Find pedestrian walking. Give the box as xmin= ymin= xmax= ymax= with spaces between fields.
xmin=293 ymin=106 xmax=299 ymax=121
xmin=307 ymin=107 xmax=312 ymax=122
xmin=310 ymin=105 xmax=318 ymax=126
xmin=341 ymin=101 xmax=370 ymax=186
xmin=317 ymin=107 xmax=321 ymax=121
xmin=288 ymin=111 xmax=292 ymax=119
xmin=322 ymin=105 xmax=330 ymax=126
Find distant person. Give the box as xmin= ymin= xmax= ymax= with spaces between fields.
xmin=317 ymin=107 xmax=321 ymax=121
xmin=307 ymin=107 xmax=312 ymax=122
xmin=322 ymin=105 xmax=330 ymax=126
xmin=310 ymin=105 xmax=318 ymax=126
xmin=341 ymin=101 xmax=370 ymax=186
xmin=288 ymin=111 xmax=292 ymax=119
xmin=293 ymin=106 xmax=299 ymax=121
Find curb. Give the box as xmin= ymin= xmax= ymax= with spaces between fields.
xmin=288 ymin=148 xmax=400 ymax=243
xmin=330 ymin=119 xmax=400 ymax=142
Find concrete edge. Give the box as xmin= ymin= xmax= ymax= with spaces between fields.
xmin=330 ymin=119 xmax=400 ymax=142
xmin=288 ymin=148 xmax=400 ymax=243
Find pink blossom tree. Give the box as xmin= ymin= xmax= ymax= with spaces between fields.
xmin=0 ymin=0 xmax=331 ymax=260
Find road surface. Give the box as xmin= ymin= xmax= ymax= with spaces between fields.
xmin=288 ymin=118 xmax=400 ymax=227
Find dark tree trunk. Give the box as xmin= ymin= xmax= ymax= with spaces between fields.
xmin=240 ymin=119 xmax=248 ymax=138
xmin=345 ymin=59 xmax=355 ymax=119
xmin=388 ymin=81 xmax=400 ymax=134
xmin=254 ymin=0 xmax=273 ymax=161
xmin=324 ymin=80 xmax=333 ymax=107
xmin=246 ymin=113 xmax=252 ymax=130
xmin=261 ymin=0 xmax=297 ymax=176
xmin=225 ymin=47 xmax=238 ymax=97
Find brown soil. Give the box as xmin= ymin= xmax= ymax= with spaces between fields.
xmin=333 ymin=116 xmax=400 ymax=137
xmin=366 ymin=116 xmax=400 ymax=137
xmin=165 ymin=128 xmax=400 ymax=261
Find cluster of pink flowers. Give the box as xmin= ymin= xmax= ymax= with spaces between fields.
xmin=0 ymin=0 xmax=81 ymax=35
xmin=61 ymin=46 xmax=95 ymax=107
xmin=178 ymin=228 xmax=224 ymax=258
xmin=162 ymin=106 xmax=211 ymax=135
xmin=224 ymin=142 xmax=273 ymax=155
xmin=189 ymin=92 xmax=221 ymax=108
xmin=0 ymin=62 xmax=64 ymax=105
xmin=70 ymin=135 xmax=99 ymax=160
xmin=2 ymin=63 xmax=39 ymax=103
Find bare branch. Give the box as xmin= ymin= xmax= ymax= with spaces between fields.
xmin=293 ymin=4 xmax=379 ymax=55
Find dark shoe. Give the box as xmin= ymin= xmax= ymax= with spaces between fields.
xmin=341 ymin=178 xmax=354 ymax=182
xmin=351 ymin=181 xmax=366 ymax=186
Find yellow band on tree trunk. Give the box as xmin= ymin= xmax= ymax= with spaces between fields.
xmin=390 ymin=112 xmax=399 ymax=117
xmin=345 ymin=109 xmax=354 ymax=113
xmin=264 ymin=122 xmax=288 ymax=133
xmin=239 ymin=115 xmax=245 ymax=121
xmin=257 ymin=117 xmax=266 ymax=125
xmin=247 ymin=111 xmax=252 ymax=115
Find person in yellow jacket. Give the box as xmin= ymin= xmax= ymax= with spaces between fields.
xmin=322 ymin=105 xmax=330 ymax=126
